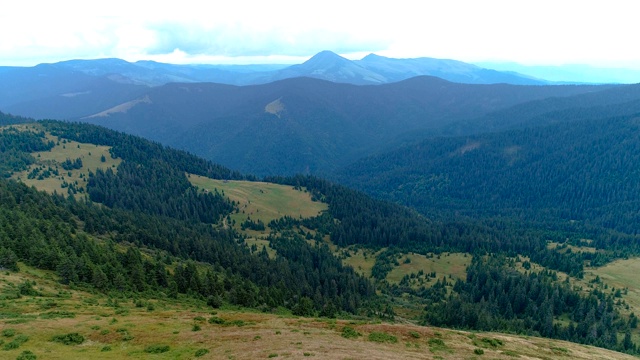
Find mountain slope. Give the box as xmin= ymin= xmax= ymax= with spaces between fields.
xmin=336 ymin=110 xmax=640 ymax=234
xmin=0 ymin=51 xmax=547 ymax=91
xmin=3 ymin=117 xmax=640 ymax=355
xmin=81 ymin=77 xmax=607 ymax=175
xmin=0 ymin=63 xmax=149 ymax=119
xmin=358 ymin=53 xmax=544 ymax=85
xmin=260 ymin=50 xmax=388 ymax=85
xmin=477 ymin=61 xmax=640 ymax=84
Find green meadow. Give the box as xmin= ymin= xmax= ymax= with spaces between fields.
xmin=11 ymin=128 xmax=121 ymax=197
xmin=189 ymin=175 xmax=328 ymax=232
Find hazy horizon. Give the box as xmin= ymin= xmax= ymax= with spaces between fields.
xmin=2 ymin=0 xmax=639 ymax=70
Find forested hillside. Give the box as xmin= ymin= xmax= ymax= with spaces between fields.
xmin=79 ymin=77 xmax=605 ymax=175
xmin=2 ymin=115 xmax=640 ymax=355
xmin=1 ymin=118 xmax=375 ymax=316
xmin=337 ymin=112 xmax=640 ymax=235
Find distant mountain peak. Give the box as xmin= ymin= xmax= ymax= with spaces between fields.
xmin=360 ymin=53 xmax=388 ymax=61
xmin=302 ymin=50 xmax=351 ymax=67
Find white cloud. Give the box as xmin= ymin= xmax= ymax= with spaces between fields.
xmin=0 ymin=0 xmax=638 ymax=67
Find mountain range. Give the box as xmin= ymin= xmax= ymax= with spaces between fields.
xmin=0 ymin=50 xmax=545 ymax=92
xmin=74 ymin=77 xmax=609 ymax=175
xmin=4 ymin=47 xmax=640 ymax=357
xmin=2 ymin=52 xmax=631 ymax=175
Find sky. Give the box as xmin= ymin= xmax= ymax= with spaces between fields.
xmin=1 ymin=0 xmax=639 ymax=69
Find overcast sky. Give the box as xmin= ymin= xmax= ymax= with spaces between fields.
xmin=1 ymin=0 xmax=638 ymax=68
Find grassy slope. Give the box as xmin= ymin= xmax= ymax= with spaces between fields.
xmin=189 ymin=176 xmax=328 ymax=258
xmin=340 ymin=247 xmax=381 ymax=278
xmin=1 ymin=266 xmax=635 ymax=360
xmin=386 ymin=253 xmax=469 ymax=285
xmin=10 ymin=125 xmax=121 ymax=197
xmin=189 ymin=176 xmax=328 ymax=228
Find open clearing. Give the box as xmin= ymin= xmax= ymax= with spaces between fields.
xmin=589 ymin=258 xmax=640 ymax=314
xmin=11 ymin=129 xmax=121 ymax=197
xmin=0 ymin=265 xmax=635 ymax=360
xmin=341 ymin=247 xmax=381 ymax=278
xmin=189 ymin=176 xmax=328 ymax=232
xmin=386 ymin=252 xmax=469 ymax=286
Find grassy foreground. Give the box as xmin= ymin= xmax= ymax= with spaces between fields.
xmin=1 ymin=266 xmax=636 ymax=360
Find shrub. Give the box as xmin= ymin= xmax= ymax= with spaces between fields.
xmin=474 ymin=348 xmax=484 ymax=355
xmin=16 ymin=350 xmax=37 ymax=360
xmin=3 ymin=334 xmax=29 ymax=350
xmin=101 ymin=345 xmax=112 ymax=352
xmin=195 ymin=348 xmax=209 ymax=357
xmin=144 ymin=345 xmax=170 ymax=354
xmin=39 ymin=311 xmax=75 ymax=319
xmin=209 ymin=316 xmax=225 ymax=324
xmin=51 ymin=333 xmax=84 ymax=345
xmin=18 ymin=282 xmax=39 ymax=296
xmin=474 ymin=337 xmax=504 ymax=348
xmin=341 ymin=326 xmax=361 ymax=339
xmin=368 ymin=332 xmax=397 ymax=343
xmin=207 ymin=295 xmax=223 ymax=308
xmin=409 ymin=331 xmax=421 ymax=339
xmin=2 ymin=329 xmax=15 ymax=337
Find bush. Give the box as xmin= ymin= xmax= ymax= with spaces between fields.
xmin=16 ymin=350 xmax=37 ymax=360
xmin=341 ymin=326 xmax=361 ymax=339
xmin=18 ymin=282 xmax=39 ymax=296
xmin=3 ymin=335 xmax=29 ymax=350
xmin=474 ymin=337 xmax=504 ymax=348
xmin=428 ymin=338 xmax=445 ymax=346
xmin=195 ymin=348 xmax=209 ymax=357
xmin=144 ymin=345 xmax=170 ymax=354
xmin=39 ymin=311 xmax=75 ymax=319
xmin=368 ymin=332 xmax=397 ymax=343
xmin=2 ymin=329 xmax=15 ymax=337
xmin=409 ymin=331 xmax=421 ymax=339
xmin=474 ymin=348 xmax=484 ymax=355
xmin=51 ymin=333 xmax=84 ymax=345
xmin=207 ymin=295 xmax=223 ymax=308
xmin=209 ymin=316 xmax=225 ymax=324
